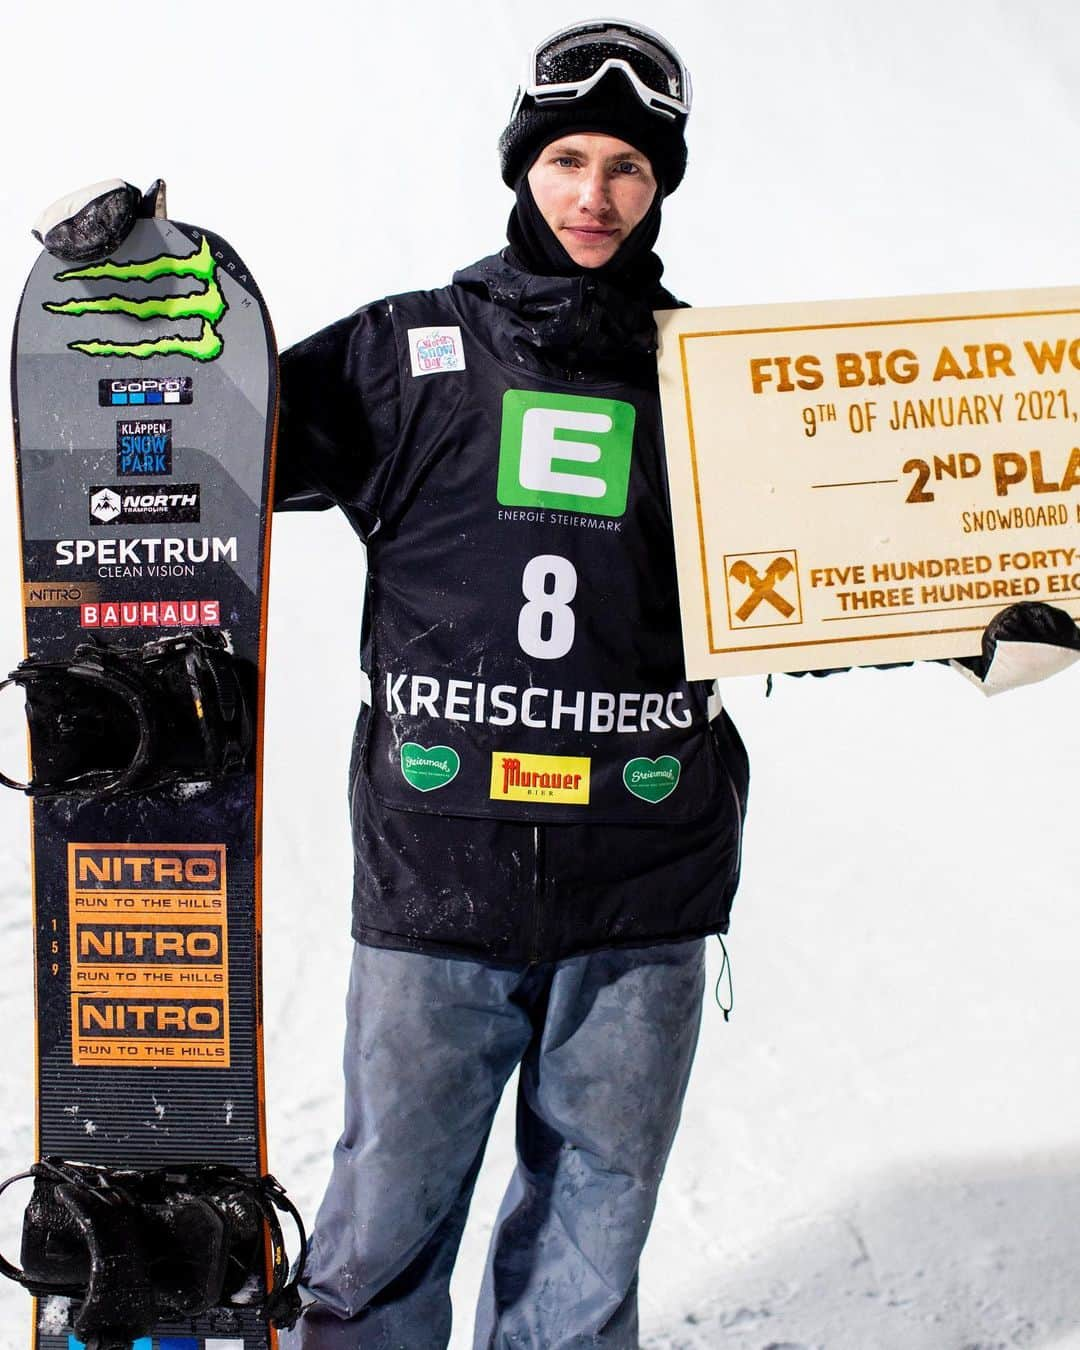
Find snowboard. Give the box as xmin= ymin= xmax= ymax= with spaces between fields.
xmin=9 ymin=201 xmax=280 ymax=1348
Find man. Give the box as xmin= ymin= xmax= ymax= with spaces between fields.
xmin=271 ymin=19 xmax=1080 ymax=1347
xmin=273 ymin=20 xmax=749 ymax=1348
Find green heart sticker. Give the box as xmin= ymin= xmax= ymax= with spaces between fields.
xmin=623 ymin=755 xmax=681 ymax=804
xmin=401 ymin=743 xmax=460 ymax=792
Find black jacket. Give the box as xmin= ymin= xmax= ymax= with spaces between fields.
xmin=276 ymin=251 xmax=749 ymax=963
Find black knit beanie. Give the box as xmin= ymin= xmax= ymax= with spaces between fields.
xmin=498 ymin=68 xmax=688 ymax=194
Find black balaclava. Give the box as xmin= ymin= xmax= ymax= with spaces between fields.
xmin=498 ymin=171 xmax=672 ymax=366
xmin=506 ymin=174 xmax=664 ymax=293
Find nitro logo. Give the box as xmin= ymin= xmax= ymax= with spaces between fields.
xmin=81 ymin=599 xmax=220 ymax=629
xmin=24 ymin=581 xmax=99 ymax=608
xmin=46 ymin=235 xmax=226 ymax=362
xmin=117 ymin=419 xmax=172 ymax=474
xmin=408 ymin=325 xmax=466 ymax=377
xmin=73 ymin=846 xmax=223 ymax=891
xmin=77 ymin=925 xmax=222 ymax=964
xmin=100 ymin=377 xmax=193 ymax=407
xmin=89 ymin=483 xmax=200 ymax=525
xmin=78 ymin=997 xmax=224 ymax=1038
xmin=489 ymin=752 xmax=591 ymax=805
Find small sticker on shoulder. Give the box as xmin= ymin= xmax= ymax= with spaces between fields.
xmin=408 ymin=325 xmax=466 ymax=377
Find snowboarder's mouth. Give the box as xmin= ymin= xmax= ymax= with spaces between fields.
xmin=564 ymin=226 xmax=618 ymax=241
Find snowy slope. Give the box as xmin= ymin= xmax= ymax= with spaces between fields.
xmin=3 ymin=3 xmax=1080 ymax=1348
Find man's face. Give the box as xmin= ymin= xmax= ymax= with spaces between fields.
xmin=527 ymin=132 xmax=657 ymax=269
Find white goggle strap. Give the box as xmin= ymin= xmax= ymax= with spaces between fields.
xmin=512 ymin=57 xmax=689 ymax=123
xmin=531 ymin=18 xmax=690 ymax=97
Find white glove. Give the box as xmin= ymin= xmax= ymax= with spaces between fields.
xmin=951 ymin=601 xmax=1080 ymax=696
xmin=33 ymin=178 xmax=165 ymax=262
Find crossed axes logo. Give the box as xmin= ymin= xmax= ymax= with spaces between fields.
xmin=727 ymin=555 xmax=799 ymax=624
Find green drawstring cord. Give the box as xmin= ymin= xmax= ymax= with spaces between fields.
xmin=714 ymin=936 xmax=733 ymax=1021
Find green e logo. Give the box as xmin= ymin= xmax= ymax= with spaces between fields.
xmin=498 ymin=390 xmax=635 ymax=517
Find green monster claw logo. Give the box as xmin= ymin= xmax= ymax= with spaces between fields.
xmin=43 ymin=234 xmax=226 ymax=362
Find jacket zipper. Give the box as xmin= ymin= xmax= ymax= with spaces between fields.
xmin=727 ymin=774 xmax=744 ymax=878
xmin=529 ymin=824 xmax=543 ymax=962
xmin=710 ymin=715 xmax=745 ymax=881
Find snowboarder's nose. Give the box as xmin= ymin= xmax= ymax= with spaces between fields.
xmin=577 ymin=165 xmax=612 ymax=215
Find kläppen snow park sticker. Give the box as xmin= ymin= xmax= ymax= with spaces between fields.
xmin=623 ymin=756 xmax=681 ymax=803
xmin=401 ymin=743 xmax=460 ymax=791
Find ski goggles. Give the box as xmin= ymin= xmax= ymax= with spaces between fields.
xmin=511 ymin=19 xmax=692 ymax=123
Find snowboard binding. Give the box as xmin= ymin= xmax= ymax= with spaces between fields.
xmin=0 ymin=630 xmax=255 ymax=799
xmin=0 ymin=1157 xmax=307 ymax=1349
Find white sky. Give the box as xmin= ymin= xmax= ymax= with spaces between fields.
xmin=2 ymin=3 xmax=1080 ymax=1346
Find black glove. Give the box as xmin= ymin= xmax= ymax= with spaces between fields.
xmin=952 ymin=600 xmax=1080 ymax=695
xmin=32 ymin=178 xmax=165 ymax=262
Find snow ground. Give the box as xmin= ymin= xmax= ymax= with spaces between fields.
xmin=3 ymin=2 xmax=1080 ymax=1347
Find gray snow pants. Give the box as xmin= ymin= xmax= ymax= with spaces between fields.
xmin=278 ymin=936 xmax=707 ymax=1349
